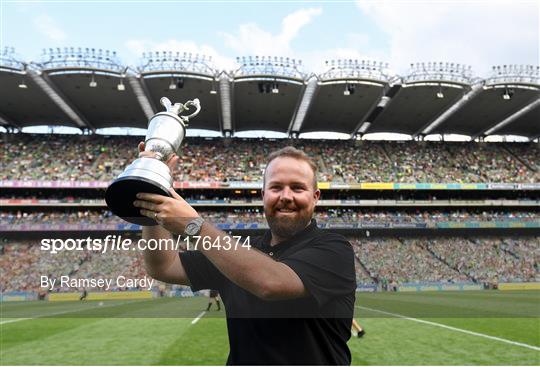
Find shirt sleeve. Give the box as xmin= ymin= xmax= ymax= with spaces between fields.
xmin=280 ymin=234 xmax=356 ymax=307
xmin=179 ymin=251 xmax=227 ymax=292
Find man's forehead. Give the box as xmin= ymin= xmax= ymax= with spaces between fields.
xmin=265 ymin=157 xmax=315 ymax=184
xmin=266 ymin=156 xmax=313 ymax=174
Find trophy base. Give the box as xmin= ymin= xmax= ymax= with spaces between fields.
xmin=106 ymin=176 xmax=171 ymax=226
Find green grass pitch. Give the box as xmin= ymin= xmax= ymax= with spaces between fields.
xmin=1 ymin=291 xmax=539 ymax=365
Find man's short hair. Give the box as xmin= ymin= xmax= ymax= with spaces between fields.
xmin=264 ymin=146 xmax=318 ymax=190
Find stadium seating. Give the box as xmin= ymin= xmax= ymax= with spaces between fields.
xmin=1 ymin=133 xmax=538 ymax=294
xmin=2 ymin=134 xmax=538 ymax=183
xmin=2 ymin=237 xmax=537 ymax=292
xmin=351 ymin=238 xmax=471 ymax=284
xmin=421 ymin=237 xmax=538 ymax=283
xmin=0 ymin=240 xmax=146 ymax=292
xmin=1 ymin=208 xmax=537 ymax=225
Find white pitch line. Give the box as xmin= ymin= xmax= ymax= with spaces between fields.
xmin=0 ymin=300 xmax=139 ymax=326
xmin=0 ymin=307 xmax=90 ymax=325
xmin=356 ymin=306 xmax=540 ymax=352
xmin=191 ymin=311 xmax=206 ymax=324
xmin=0 ymin=318 xmax=29 ymax=325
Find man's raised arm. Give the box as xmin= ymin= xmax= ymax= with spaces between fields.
xmin=134 ymin=191 xmax=307 ymax=301
xmin=142 ymin=225 xmax=190 ymax=285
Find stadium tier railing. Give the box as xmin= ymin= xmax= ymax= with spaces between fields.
xmin=0 ymin=220 xmax=538 ymax=232
xmin=1 ymin=180 xmax=540 ymax=190
xmin=1 ymin=198 xmax=538 ymax=208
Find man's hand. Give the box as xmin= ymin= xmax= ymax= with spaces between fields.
xmin=134 ymin=188 xmax=199 ymax=235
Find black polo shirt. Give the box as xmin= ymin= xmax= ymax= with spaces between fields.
xmin=179 ymin=220 xmax=356 ymax=365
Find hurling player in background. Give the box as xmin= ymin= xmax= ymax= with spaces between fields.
xmin=206 ymin=289 xmax=221 ymax=311
xmin=352 ymin=318 xmax=365 ymax=338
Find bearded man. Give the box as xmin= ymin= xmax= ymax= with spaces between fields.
xmin=134 ymin=146 xmax=356 ymax=365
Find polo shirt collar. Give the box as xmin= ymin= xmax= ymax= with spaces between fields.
xmin=260 ymin=218 xmax=318 ymax=252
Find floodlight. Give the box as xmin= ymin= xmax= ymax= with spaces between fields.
xmin=343 ymin=83 xmax=351 ymax=96
xmin=18 ymin=80 xmax=27 ymax=89
xmin=210 ymin=89 xmax=217 ymax=95
xmin=436 ymin=85 xmax=444 ymax=99
xmin=502 ymin=87 xmax=513 ymax=100
xmin=117 ymin=80 xmax=125 ymax=91
xmin=89 ymin=74 xmax=97 ymax=88
xmin=272 ymin=83 xmax=279 ymax=94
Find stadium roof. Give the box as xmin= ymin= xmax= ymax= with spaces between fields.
xmin=0 ymin=68 xmax=75 ymax=129
xmin=429 ymin=84 xmax=540 ymax=138
xmin=232 ymin=77 xmax=304 ymax=132
xmin=298 ymin=80 xmax=386 ymax=135
xmin=366 ymin=82 xmax=468 ymax=136
xmin=1 ymin=48 xmax=539 ymax=139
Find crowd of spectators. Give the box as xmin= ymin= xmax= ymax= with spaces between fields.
xmin=1 ymin=237 xmax=537 ymax=292
xmin=318 ymin=208 xmax=538 ymax=224
xmin=351 ymin=238 xmax=470 ymax=284
xmin=500 ymin=238 xmax=540 ymax=266
xmin=506 ymin=143 xmax=540 ymax=171
xmin=2 ymin=133 xmax=538 ymax=183
xmin=0 ymin=210 xmax=117 ymax=225
xmin=69 ymin=249 xmax=147 ymax=291
xmin=423 ymin=237 xmax=538 ymax=283
xmin=352 ymin=256 xmax=375 ymax=285
xmin=0 ymin=239 xmax=148 ymax=292
xmin=384 ymin=141 xmax=539 ymax=183
xmin=1 ymin=208 xmax=537 ymax=226
xmin=0 ymin=241 xmax=89 ymax=292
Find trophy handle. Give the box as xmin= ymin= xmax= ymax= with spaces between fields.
xmin=160 ymin=97 xmax=173 ymax=111
xmin=181 ymin=98 xmax=201 ymax=121
xmin=159 ymin=97 xmax=201 ymax=122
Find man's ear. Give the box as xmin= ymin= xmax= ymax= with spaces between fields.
xmin=313 ymin=189 xmax=321 ymax=202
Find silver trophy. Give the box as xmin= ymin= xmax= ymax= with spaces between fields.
xmin=105 ymin=97 xmax=201 ymax=225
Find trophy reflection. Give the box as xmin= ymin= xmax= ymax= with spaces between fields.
xmin=105 ymin=97 xmax=201 ymax=225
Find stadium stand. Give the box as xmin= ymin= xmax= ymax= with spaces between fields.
xmin=421 ymin=237 xmax=538 ymax=283
xmin=351 ymin=238 xmax=470 ymax=284
xmin=0 ymin=240 xmax=90 ymax=292
xmin=0 ymin=240 xmax=146 ymax=292
xmin=1 ymin=134 xmax=539 ymax=183
xmin=2 ymin=237 xmax=537 ymax=292
xmin=0 ymin=132 xmax=538 ymax=294
xmin=1 ymin=208 xmax=538 ymax=226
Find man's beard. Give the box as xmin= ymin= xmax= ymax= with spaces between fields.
xmin=266 ymin=211 xmax=312 ymax=240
